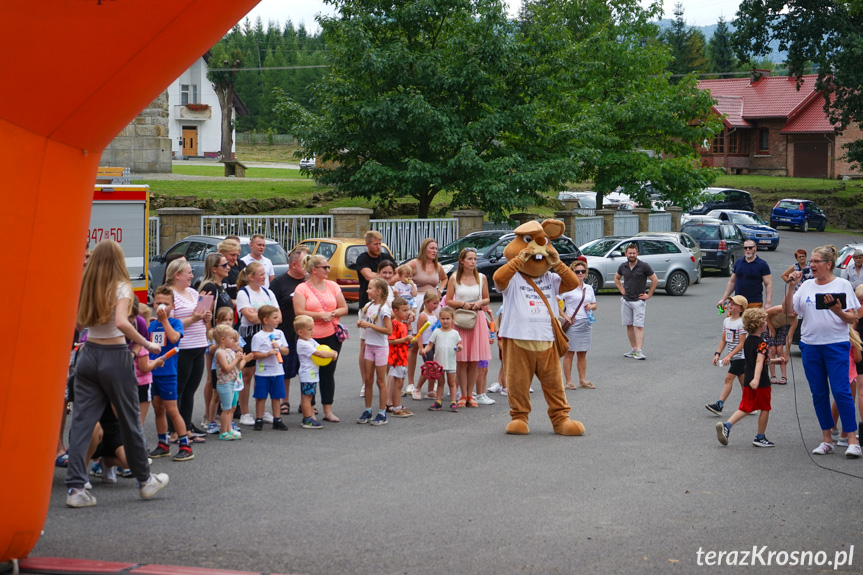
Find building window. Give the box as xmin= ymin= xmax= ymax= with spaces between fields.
xmin=758 ymin=128 xmax=769 ymax=151
xmin=180 ymin=84 xmax=199 ymax=105
xmin=728 ymin=131 xmax=751 ymax=155
xmin=712 ymin=129 xmax=725 ymax=154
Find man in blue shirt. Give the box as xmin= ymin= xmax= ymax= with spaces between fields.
xmin=718 ymin=240 xmax=773 ymax=309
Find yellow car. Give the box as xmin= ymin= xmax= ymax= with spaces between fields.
xmin=292 ymin=238 xmax=393 ymax=302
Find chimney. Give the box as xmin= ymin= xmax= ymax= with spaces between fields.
xmin=750 ymin=69 xmax=771 ymax=84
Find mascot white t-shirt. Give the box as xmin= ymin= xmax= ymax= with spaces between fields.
xmin=499 ymin=272 xmax=561 ymax=342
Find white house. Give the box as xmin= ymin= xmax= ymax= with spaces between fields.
xmin=168 ymin=53 xmax=248 ymax=159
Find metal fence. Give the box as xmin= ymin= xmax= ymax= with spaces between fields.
xmin=574 ymin=216 xmax=604 ymax=248
xmin=237 ymin=132 xmax=297 ymax=146
xmin=370 ymin=218 xmax=459 ymax=263
xmin=648 ymin=212 xmax=672 ymax=232
xmin=148 ymin=216 xmax=160 ymax=258
xmin=573 ymin=208 xmax=596 ymax=216
xmin=613 ymin=213 xmax=639 ymax=236
xmin=200 ymin=215 xmax=333 ymax=253
xmin=483 ymin=220 xmax=515 ymax=231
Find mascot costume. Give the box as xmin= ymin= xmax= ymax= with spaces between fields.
xmin=492 ymin=219 xmax=585 ymax=436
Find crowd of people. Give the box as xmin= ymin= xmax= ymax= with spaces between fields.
xmin=60 ymin=226 xmax=863 ymax=508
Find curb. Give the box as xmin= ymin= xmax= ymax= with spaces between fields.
xmin=16 ymin=558 xmax=300 ymax=575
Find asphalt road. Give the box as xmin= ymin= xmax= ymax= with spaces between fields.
xmin=34 ymin=229 xmax=863 ymax=574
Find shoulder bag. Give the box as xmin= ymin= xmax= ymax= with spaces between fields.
xmin=306 ymin=281 xmax=349 ymax=342
xmin=453 ymin=274 xmax=481 ymax=330
xmin=560 ymin=289 xmax=586 ymax=332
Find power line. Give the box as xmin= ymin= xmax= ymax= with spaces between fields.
xmin=217 ymin=65 xmax=329 ymax=71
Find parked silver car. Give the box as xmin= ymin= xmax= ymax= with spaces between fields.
xmin=636 ymin=231 xmax=703 ymax=284
xmin=579 ymin=235 xmax=700 ymax=296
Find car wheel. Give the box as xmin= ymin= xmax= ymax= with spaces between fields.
xmin=147 ymin=275 xmax=154 ymax=306
xmin=665 ymin=270 xmax=689 ymax=296
xmin=767 ymin=245 xmax=777 ymax=251
xmin=819 ymin=220 xmax=826 ymax=232
xmin=585 ymin=270 xmax=602 ymax=292
xmin=721 ymin=261 xmax=732 ymax=277
xmin=802 ymin=219 xmax=809 ymax=233
xmin=694 ymin=261 xmax=702 ymax=284
xmin=770 ymin=221 xmax=778 ymax=229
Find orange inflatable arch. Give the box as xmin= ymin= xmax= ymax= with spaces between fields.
xmin=0 ymin=0 xmax=259 ymax=562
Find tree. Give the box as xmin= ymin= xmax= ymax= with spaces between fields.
xmin=207 ymin=44 xmax=244 ymax=159
xmin=276 ymin=0 xmax=563 ymax=220
xmin=734 ymin=0 xmax=863 ymax=169
xmin=522 ymin=0 xmax=720 ymax=207
xmin=661 ymin=3 xmax=710 ymax=76
xmin=708 ymin=17 xmax=736 ymax=73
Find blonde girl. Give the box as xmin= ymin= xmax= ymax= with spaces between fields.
xmin=212 ymin=325 xmax=246 ymax=440
xmin=205 ymin=307 xmax=238 ymax=432
xmin=411 ymin=290 xmax=441 ymax=400
xmin=357 ymin=277 xmax=393 ymax=425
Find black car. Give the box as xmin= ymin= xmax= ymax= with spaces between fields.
xmin=437 ymin=230 xmax=583 ymax=292
xmin=680 ymin=219 xmax=746 ymax=276
xmin=688 ymin=188 xmax=755 ymax=215
xmin=149 ymin=235 xmax=289 ymax=302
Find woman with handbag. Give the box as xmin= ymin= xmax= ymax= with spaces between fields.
xmin=293 ymin=254 xmax=349 ymax=422
xmin=560 ymin=260 xmax=598 ymax=390
xmin=446 ymin=248 xmax=492 ymax=407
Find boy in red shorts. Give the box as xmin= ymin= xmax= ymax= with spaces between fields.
xmin=716 ymin=307 xmax=787 ymax=448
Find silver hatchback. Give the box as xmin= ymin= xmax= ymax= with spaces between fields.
xmin=579 ymin=235 xmax=700 ymax=296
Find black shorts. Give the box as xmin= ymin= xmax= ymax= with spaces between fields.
xmin=137 ymin=383 xmax=151 ymax=403
xmin=728 ymin=358 xmax=745 ymax=376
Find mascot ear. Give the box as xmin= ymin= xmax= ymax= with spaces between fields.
xmin=541 ymin=219 xmax=565 ymax=240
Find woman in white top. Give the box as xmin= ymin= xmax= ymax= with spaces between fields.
xmin=560 ymin=260 xmax=598 ymax=390
xmin=786 ymin=245 xmax=862 ymax=457
xmin=446 ymin=248 xmax=491 ymax=408
xmin=65 ymin=240 xmax=167 ymax=507
xmin=235 ymin=261 xmax=278 ymax=425
xmin=165 ymin=258 xmax=211 ymax=439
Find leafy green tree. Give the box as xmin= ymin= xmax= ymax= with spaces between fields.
xmin=523 ymin=0 xmax=720 ymax=207
xmin=207 ymin=44 xmax=244 ymax=159
xmin=734 ymin=0 xmax=863 ymax=169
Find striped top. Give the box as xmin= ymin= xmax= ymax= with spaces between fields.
xmin=173 ymin=287 xmax=208 ymax=349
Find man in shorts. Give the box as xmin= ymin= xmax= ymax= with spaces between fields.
xmin=614 ymin=243 xmax=657 ymax=360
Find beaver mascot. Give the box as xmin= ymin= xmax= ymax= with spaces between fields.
xmin=492 ymin=219 xmax=585 ymax=436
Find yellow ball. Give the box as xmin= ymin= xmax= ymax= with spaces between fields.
xmin=312 ymin=344 xmax=333 ymax=366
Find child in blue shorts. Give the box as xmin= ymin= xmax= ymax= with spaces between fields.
xmin=251 ymin=305 xmax=290 ymax=430
xmin=212 ymin=324 xmax=246 ymax=440
xmin=148 ymin=285 xmax=193 ymax=462
xmin=294 ymin=314 xmax=338 ymax=429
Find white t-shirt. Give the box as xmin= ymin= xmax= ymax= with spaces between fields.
xmin=793 ymin=276 xmax=859 ymax=345
xmin=296 ymin=338 xmax=320 ymax=383
xmin=559 ymin=284 xmax=596 ymax=321
xmin=87 ymin=282 xmax=133 ymax=339
xmin=499 ymin=272 xmax=562 ymax=341
xmin=363 ymin=301 xmax=392 ymax=347
xmin=723 ymin=316 xmax=745 ymax=360
xmin=236 ymin=286 xmax=278 ymax=328
xmin=252 ymin=329 xmax=288 ymax=376
xmin=429 ymin=328 xmax=462 ymax=372
xmin=241 ymin=254 xmax=275 ymax=288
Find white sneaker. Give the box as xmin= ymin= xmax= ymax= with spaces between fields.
xmin=831 ymin=428 xmax=841 ymax=443
xmin=84 ymin=480 xmax=92 ymax=490
xmin=845 ymin=444 xmax=862 ymax=459
xmin=139 ymin=472 xmax=170 ymax=499
xmin=487 ymin=382 xmax=502 ymax=393
xmin=404 ymin=384 xmax=415 ymax=397
xmin=262 ymin=411 xmax=274 ymax=424
xmin=66 ymin=488 xmax=96 ymax=508
xmin=633 ymin=350 xmax=646 ymax=360
xmin=456 ymin=390 xmax=462 ymax=401
xmin=838 ymin=437 xmax=850 ymax=447
xmin=812 ymin=442 xmax=835 ymax=455
xmin=411 ymin=388 xmax=423 ymax=401
xmin=239 ymin=413 xmax=256 ymax=426
xmin=101 ymin=466 xmax=117 ymax=484
xmin=623 ymin=349 xmax=636 ymax=358
xmin=360 ymin=385 xmax=365 ymax=397
xmin=529 ymin=387 xmax=534 ymax=393
xmin=501 ymin=388 xmax=508 ymax=396
xmin=475 ymin=393 xmax=495 ymax=405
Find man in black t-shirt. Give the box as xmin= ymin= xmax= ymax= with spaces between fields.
xmin=613 ymin=243 xmax=658 ymax=361
xmin=356 ymin=230 xmax=384 ymax=309
xmin=270 ymin=246 xmax=310 ymax=413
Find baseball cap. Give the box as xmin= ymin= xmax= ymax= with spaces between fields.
xmin=729 ymin=295 xmax=749 ymax=309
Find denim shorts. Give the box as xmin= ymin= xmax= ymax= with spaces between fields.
xmin=216 ymin=383 xmax=238 ymax=410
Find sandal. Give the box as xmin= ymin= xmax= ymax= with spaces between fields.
xmin=189 ymin=435 xmax=206 ymax=444
xmin=322 ymin=413 xmax=340 ymax=423
xmin=280 ymin=402 xmax=291 ymax=415
xmin=770 ymin=376 xmax=778 ymax=384
xmin=777 ymin=377 xmax=787 ymax=385
xmin=578 ymin=381 xmax=595 ymax=389
xmin=456 ymin=397 xmax=467 ymax=409
xmin=564 ymin=382 xmax=578 ymax=390
xmin=466 ymin=396 xmax=479 ymax=408
xmin=55 ymin=452 xmax=69 ymax=468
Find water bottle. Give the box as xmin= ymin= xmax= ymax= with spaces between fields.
xmin=586 ymin=309 xmax=595 ymax=324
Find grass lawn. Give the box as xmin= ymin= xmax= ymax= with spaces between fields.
xmin=714 ymin=174 xmax=863 ymax=197
xmin=140 ymin=178 xmax=318 ymax=200
xmin=172 ymin=164 xmax=306 ymax=179
xmin=235 ymin=142 xmax=302 ymax=163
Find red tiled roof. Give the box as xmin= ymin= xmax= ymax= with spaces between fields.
xmin=698 ymin=74 xmax=818 ymax=119
xmin=782 ymin=94 xmax=835 ymax=133
xmin=713 ymin=95 xmax=749 ymax=127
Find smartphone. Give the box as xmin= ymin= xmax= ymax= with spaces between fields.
xmin=815 ymin=293 xmax=847 ymax=309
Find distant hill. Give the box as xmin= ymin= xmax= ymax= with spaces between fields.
xmin=655 ymin=19 xmax=787 ymax=64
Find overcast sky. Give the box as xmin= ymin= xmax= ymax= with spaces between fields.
xmin=239 ymin=0 xmax=743 ymax=33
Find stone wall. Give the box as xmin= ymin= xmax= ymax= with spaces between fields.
xmin=100 ymin=91 xmax=172 ymax=173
